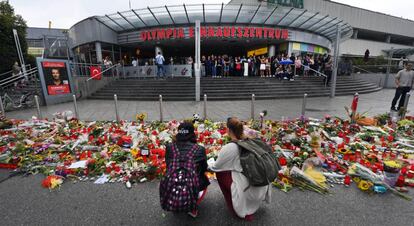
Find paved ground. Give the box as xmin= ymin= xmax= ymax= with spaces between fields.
xmin=0 ymin=169 xmax=413 ymax=226
xmin=2 ymin=89 xmax=414 ymax=226
xmin=3 ymin=89 xmax=412 ymax=121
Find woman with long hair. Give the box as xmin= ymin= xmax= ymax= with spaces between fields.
xmin=209 ymin=117 xmax=271 ymax=221
xmin=160 ymin=122 xmax=210 ymax=218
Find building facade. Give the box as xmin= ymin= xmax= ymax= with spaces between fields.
xmin=27 ymin=0 xmax=414 ymax=66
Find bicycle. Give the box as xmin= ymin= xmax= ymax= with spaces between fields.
xmin=1 ymin=91 xmax=36 ymax=112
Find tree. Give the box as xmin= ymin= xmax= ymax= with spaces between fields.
xmin=0 ymin=1 xmax=28 ymax=74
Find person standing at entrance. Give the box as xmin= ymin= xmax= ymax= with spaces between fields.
xmin=391 ymin=63 xmax=414 ymax=111
xmin=155 ymin=52 xmax=165 ymax=79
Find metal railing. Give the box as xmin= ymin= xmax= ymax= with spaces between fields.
xmin=295 ymin=65 xmax=328 ymax=87
xmin=81 ymin=63 xmax=121 ymax=98
xmin=0 ymin=67 xmax=38 ymax=90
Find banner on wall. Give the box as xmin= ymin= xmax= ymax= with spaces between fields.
xmin=41 ymin=61 xmax=71 ymax=95
xmin=247 ymin=47 xmax=268 ymax=57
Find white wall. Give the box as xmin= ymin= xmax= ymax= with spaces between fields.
xmin=304 ymin=0 xmax=414 ymax=38
xmin=339 ymin=39 xmax=414 ymax=57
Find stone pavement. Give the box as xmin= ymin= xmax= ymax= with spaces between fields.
xmin=0 ymin=171 xmax=413 ymax=226
xmin=3 ymin=89 xmax=410 ymax=121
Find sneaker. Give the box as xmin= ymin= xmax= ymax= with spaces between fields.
xmin=187 ymin=210 xmax=198 ymax=218
xmin=391 ymin=107 xmax=397 ymax=111
xmin=289 ymin=79 xmax=294 ymax=81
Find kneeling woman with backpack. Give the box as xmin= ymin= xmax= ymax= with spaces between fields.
xmin=159 ymin=122 xmax=210 ymax=218
xmin=209 ymin=117 xmax=273 ymax=221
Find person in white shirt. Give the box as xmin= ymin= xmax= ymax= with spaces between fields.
xmin=131 ymin=57 xmax=137 ymax=67
xmin=391 ymin=63 xmax=414 ymax=111
xmin=155 ymin=52 xmax=165 ymax=79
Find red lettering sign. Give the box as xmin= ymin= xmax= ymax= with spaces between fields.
xmin=166 ymin=29 xmax=173 ymax=38
xmin=138 ymin=26 xmax=290 ymax=41
xmin=178 ymin=28 xmax=184 ymax=38
xmin=201 ymin=27 xmax=207 ymax=38
xmin=189 ymin=27 xmax=194 ymax=38
xmin=216 ymin=27 xmax=223 ymax=37
xmin=140 ymin=32 xmax=147 ymax=41
xmin=243 ymin=27 xmax=249 ymax=38
xmin=282 ymin=29 xmax=289 ymax=39
xmin=275 ymin=29 xmax=281 ymax=39
xmin=42 ymin=62 xmax=66 ymax=68
xmin=237 ymin=27 xmax=243 ymax=38
xmin=255 ymin=28 xmax=262 ymax=38
xmin=223 ymin=27 xmax=230 ymax=37
xmin=249 ymin=28 xmax=255 ymax=38
xmin=268 ymin=29 xmax=275 ymax=38
xmin=208 ymin=27 xmax=215 ymax=37
xmin=157 ymin=29 xmax=165 ymax=40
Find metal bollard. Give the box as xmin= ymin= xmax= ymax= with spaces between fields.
xmin=72 ymin=95 xmax=79 ymax=120
xmin=114 ymin=94 xmax=120 ymax=122
xmin=34 ymin=95 xmax=42 ymax=119
xmin=402 ymin=92 xmax=411 ymax=119
xmin=301 ymin=93 xmax=308 ymax=117
xmin=0 ymin=96 xmax=5 ymax=117
xmin=159 ymin=95 xmax=163 ymax=122
xmin=203 ymin=94 xmax=207 ymax=119
xmin=251 ymin=94 xmax=255 ymax=120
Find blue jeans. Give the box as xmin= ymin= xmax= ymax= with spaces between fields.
xmin=211 ymin=66 xmax=216 ymax=76
xmin=157 ymin=65 xmax=165 ymax=78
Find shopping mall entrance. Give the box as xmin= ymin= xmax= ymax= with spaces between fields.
xmin=121 ymin=39 xmax=289 ymax=66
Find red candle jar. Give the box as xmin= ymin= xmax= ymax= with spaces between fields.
xmin=344 ymin=175 xmax=351 ymax=186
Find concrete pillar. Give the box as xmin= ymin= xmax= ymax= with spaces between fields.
xmin=352 ymin=29 xmax=358 ymax=39
xmin=95 ymin=42 xmax=103 ymax=63
xmin=268 ymin=45 xmax=276 ymax=57
xmin=155 ymin=46 xmax=163 ymax=56
xmin=386 ymin=35 xmax=391 ymax=43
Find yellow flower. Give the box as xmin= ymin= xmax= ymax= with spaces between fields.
xmin=358 ymin=180 xmax=373 ymax=191
xmin=383 ymin=160 xmax=402 ymax=169
xmin=281 ymin=177 xmax=290 ymax=185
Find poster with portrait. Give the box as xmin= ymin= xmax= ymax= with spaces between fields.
xmin=41 ymin=61 xmax=71 ymax=95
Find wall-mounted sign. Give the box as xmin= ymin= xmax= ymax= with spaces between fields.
xmin=140 ymin=26 xmax=290 ymax=42
xmin=247 ymin=47 xmax=268 ymax=57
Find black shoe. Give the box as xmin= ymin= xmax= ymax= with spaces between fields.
xmin=391 ymin=107 xmax=397 ymax=111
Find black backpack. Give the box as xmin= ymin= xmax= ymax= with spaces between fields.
xmin=236 ymin=139 xmax=280 ymax=187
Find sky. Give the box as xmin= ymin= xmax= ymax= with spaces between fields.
xmin=6 ymin=0 xmax=414 ymax=29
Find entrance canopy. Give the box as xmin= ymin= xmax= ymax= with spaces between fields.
xmin=95 ymin=3 xmax=353 ymax=41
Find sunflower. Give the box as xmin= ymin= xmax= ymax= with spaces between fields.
xmin=281 ymin=177 xmax=290 ymax=185
xmin=357 ymin=180 xmax=373 ymax=191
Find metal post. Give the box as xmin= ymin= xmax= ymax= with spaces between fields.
xmin=72 ymin=95 xmax=79 ymax=120
xmin=34 ymin=95 xmax=42 ymax=119
xmin=13 ymin=29 xmax=26 ymax=74
xmin=114 ymin=94 xmax=120 ymax=122
xmin=402 ymin=93 xmax=411 ymax=119
xmin=330 ymin=25 xmax=341 ymax=98
xmin=195 ymin=20 xmax=201 ymax=101
xmin=159 ymin=95 xmax=163 ymax=122
xmin=203 ymin=94 xmax=207 ymax=119
xmin=251 ymin=94 xmax=255 ymax=120
xmin=85 ymin=80 xmax=90 ymax=97
xmin=301 ymin=93 xmax=308 ymax=117
xmin=385 ymin=48 xmax=393 ymax=88
xmin=0 ymin=96 xmax=5 ymax=117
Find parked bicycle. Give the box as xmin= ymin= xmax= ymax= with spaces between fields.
xmin=1 ymin=91 xmax=36 ymax=111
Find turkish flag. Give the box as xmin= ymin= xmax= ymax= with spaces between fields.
xmin=90 ymin=66 xmax=101 ymax=80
